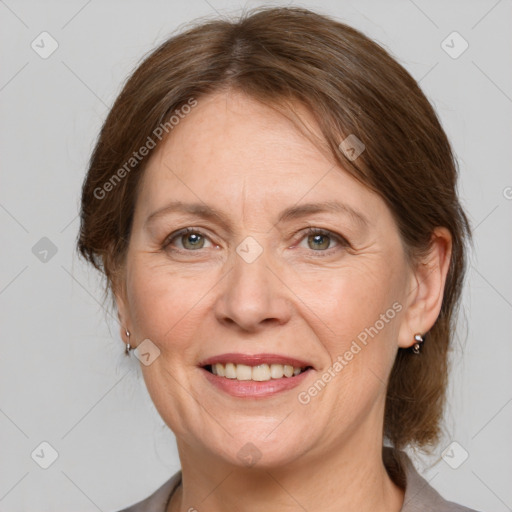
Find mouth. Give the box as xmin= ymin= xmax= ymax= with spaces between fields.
xmin=203 ymin=362 xmax=313 ymax=381
xmin=198 ymin=353 xmax=314 ymax=397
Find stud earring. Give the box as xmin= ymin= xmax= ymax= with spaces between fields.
xmin=125 ymin=329 xmax=132 ymax=355
xmin=412 ymin=333 xmax=424 ymax=354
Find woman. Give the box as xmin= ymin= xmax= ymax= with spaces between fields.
xmin=77 ymin=7 xmax=478 ymax=511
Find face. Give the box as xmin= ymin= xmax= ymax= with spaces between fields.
xmin=117 ymin=90 xmax=416 ymax=468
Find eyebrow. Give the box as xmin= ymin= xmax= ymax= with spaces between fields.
xmin=144 ymin=200 xmax=369 ymax=231
xmin=144 ymin=201 xmax=233 ymax=231
xmin=277 ymin=201 xmax=369 ymax=228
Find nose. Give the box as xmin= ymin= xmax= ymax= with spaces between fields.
xmin=214 ymin=246 xmax=292 ymax=333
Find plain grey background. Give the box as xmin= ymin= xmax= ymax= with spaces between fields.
xmin=1 ymin=0 xmax=511 ymax=510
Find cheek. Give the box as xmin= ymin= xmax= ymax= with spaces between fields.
xmin=290 ymin=260 xmax=404 ymax=399
xmin=125 ymin=260 xmax=219 ymax=437
xmin=296 ymin=263 xmax=401 ymax=338
xmin=292 ymin=267 xmax=403 ymax=426
xmin=126 ymin=257 xmax=218 ymax=350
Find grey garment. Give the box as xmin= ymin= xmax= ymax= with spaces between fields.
xmin=382 ymin=448 xmax=480 ymax=512
xmin=116 ymin=472 xmax=180 ymax=512
xmin=116 ymin=447 xmax=480 ymax=512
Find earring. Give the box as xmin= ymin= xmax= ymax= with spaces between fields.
xmin=125 ymin=329 xmax=132 ymax=355
xmin=412 ymin=333 xmax=424 ymax=354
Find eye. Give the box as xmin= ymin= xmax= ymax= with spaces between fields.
xmin=163 ymin=228 xmax=214 ymax=251
xmin=297 ymin=227 xmax=347 ymax=253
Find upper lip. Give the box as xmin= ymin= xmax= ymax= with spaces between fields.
xmin=199 ymin=353 xmax=314 ymax=369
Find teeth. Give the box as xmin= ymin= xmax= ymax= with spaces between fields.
xmin=209 ymin=363 xmax=307 ymax=381
xmin=215 ymin=363 xmax=225 ymax=377
xmin=283 ymin=365 xmax=294 ymax=378
xmin=270 ymin=364 xmax=283 ymax=379
xmin=225 ymin=363 xmax=237 ymax=379
xmin=252 ymin=364 xmax=270 ymax=381
xmin=236 ymin=364 xmax=252 ymax=381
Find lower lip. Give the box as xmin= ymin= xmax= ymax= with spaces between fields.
xmin=201 ymin=367 xmax=312 ymax=398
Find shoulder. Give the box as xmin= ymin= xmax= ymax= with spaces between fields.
xmin=114 ymin=471 xmax=181 ymax=512
xmin=115 ymin=454 xmax=484 ymax=512
xmin=383 ymin=447 xmax=482 ymax=512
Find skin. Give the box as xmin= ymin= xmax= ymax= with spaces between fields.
xmin=115 ymin=89 xmax=452 ymax=512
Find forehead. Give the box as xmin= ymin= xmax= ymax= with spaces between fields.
xmin=148 ymin=91 xmax=330 ymax=177
xmin=135 ymin=90 xmax=386 ymax=226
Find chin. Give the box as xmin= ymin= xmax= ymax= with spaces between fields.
xmin=205 ymin=426 xmax=313 ymax=470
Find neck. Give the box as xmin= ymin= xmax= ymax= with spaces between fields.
xmin=168 ymin=427 xmax=404 ymax=512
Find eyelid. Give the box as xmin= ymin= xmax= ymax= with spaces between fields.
xmin=163 ymin=227 xmax=216 ymax=250
xmin=294 ymin=227 xmax=349 ymax=251
xmin=163 ymin=226 xmax=349 ymax=252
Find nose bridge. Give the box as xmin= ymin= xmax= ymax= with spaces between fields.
xmin=214 ymin=236 xmax=291 ymax=331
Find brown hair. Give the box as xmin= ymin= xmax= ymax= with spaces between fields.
xmin=77 ymin=6 xmax=470 ymax=450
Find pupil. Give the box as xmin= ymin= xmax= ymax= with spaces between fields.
xmin=184 ymin=233 xmax=203 ymax=249
xmin=309 ymin=234 xmax=329 ymax=250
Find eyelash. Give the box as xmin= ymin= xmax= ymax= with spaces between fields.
xmin=162 ymin=227 xmax=349 ymax=256
xmin=162 ymin=227 xmax=214 ymax=253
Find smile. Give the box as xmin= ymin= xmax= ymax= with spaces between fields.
xmin=205 ymin=362 xmax=310 ymax=381
xmin=199 ymin=353 xmax=314 ymax=398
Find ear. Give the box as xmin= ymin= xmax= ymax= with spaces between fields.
xmin=113 ymin=278 xmax=131 ymax=344
xmin=397 ymin=227 xmax=452 ymax=349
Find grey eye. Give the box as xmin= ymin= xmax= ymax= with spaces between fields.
xmin=180 ymin=232 xmax=206 ymax=250
xmin=306 ymin=233 xmax=333 ymax=250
